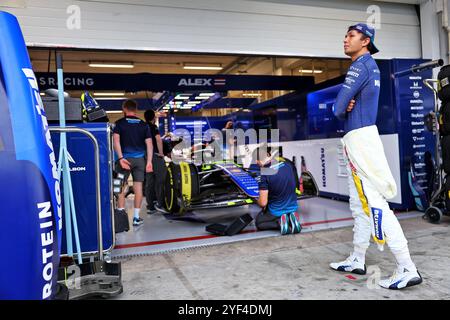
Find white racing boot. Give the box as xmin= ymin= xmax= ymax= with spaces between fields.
xmin=330 ymin=255 xmax=366 ymax=275
xmin=379 ymin=266 xmax=423 ymax=290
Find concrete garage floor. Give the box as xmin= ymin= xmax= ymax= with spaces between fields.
xmin=113 ymin=216 xmax=450 ymax=300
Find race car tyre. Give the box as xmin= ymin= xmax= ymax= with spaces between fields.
xmin=164 ymin=163 xmax=181 ymax=214
xmin=164 ymin=162 xmax=199 ymax=215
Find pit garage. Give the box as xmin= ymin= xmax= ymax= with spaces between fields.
xmin=1 ymin=0 xmax=450 ymax=301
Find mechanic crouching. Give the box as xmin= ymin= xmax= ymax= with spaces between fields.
xmin=255 ymin=145 xmax=301 ymax=235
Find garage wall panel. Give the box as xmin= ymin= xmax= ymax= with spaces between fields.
xmin=2 ymin=0 xmax=421 ymax=58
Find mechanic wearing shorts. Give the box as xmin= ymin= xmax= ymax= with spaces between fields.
xmin=329 ymin=23 xmax=422 ymax=289
xmin=255 ymin=145 xmax=301 ymax=235
xmin=113 ymin=100 xmax=153 ymax=226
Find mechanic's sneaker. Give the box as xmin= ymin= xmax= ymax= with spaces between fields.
xmin=379 ymin=267 xmax=422 ymax=290
xmin=147 ymin=206 xmax=157 ymax=215
xmin=133 ymin=217 xmax=144 ymax=226
xmin=280 ymin=213 xmax=289 ymax=235
xmin=155 ymin=204 xmax=169 ymax=214
xmin=289 ymin=212 xmax=302 ymax=234
xmin=330 ymin=256 xmax=367 ymax=275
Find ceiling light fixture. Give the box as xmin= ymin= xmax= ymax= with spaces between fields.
xmin=183 ymin=63 xmax=223 ymax=71
xmin=199 ymin=93 xmax=216 ymax=97
xmin=299 ymin=69 xmax=323 ymax=74
xmin=95 ymin=97 xmax=127 ymax=100
xmin=93 ymin=92 xmax=125 ymax=97
xmin=89 ymin=62 xmax=134 ymax=68
xmin=242 ymin=93 xmax=262 ymax=97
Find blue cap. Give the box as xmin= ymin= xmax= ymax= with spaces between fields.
xmin=348 ymin=23 xmax=379 ymax=54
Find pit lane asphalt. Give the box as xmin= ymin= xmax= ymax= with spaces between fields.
xmin=113 ymin=215 xmax=450 ymax=300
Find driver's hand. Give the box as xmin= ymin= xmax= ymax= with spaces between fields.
xmin=346 ymin=99 xmax=355 ymax=112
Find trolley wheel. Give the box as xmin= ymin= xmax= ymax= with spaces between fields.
xmin=425 ymin=206 xmax=443 ymax=224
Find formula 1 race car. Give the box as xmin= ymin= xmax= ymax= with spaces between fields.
xmin=163 ymin=157 xmax=319 ymax=215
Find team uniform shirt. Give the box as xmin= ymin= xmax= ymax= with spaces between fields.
xmin=259 ymin=161 xmax=298 ymax=217
xmin=333 ymin=52 xmax=381 ymax=133
xmin=149 ymin=123 xmax=160 ymax=154
xmin=113 ymin=116 xmax=152 ymax=158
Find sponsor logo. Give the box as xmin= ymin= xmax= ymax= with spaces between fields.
xmin=412 ymin=136 xmax=425 ymax=142
xmin=409 ymin=76 xmax=422 ymax=80
xmin=411 ymin=121 xmax=424 ymax=126
xmin=177 ymin=78 xmax=226 ymax=86
xmin=410 ymin=99 xmax=423 ymax=104
xmin=23 ymin=68 xmax=62 ymax=300
xmin=412 ymin=128 xmax=425 ymax=134
xmin=413 ymin=91 xmax=420 ymax=99
xmin=415 ymin=172 xmax=427 ymax=177
xmin=37 ymin=202 xmax=55 ymax=300
xmin=345 ymin=77 xmax=356 ymax=85
xmin=414 ymin=162 xmax=426 ymax=169
xmin=320 ymin=147 xmax=326 ymax=188
xmin=413 ymin=144 xmax=426 ymax=149
xmin=178 ymin=78 xmax=212 ymax=86
xmin=371 ymin=208 xmax=383 ymax=241
xmin=66 ymin=151 xmax=87 ymax=172
xmin=411 ymin=106 xmax=424 ymax=110
xmin=374 ymin=80 xmax=380 ymax=87
xmin=347 ymin=71 xmax=359 ymax=77
xmin=410 ymin=81 xmax=422 ymax=89
xmin=414 ymin=151 xmax=425 ymax=156
xmin=39 ymin=76 xmax=94 ymax=87
xmin=319 ymin=103 xmax=327 ymax=109
xmin=350 ymin=66 xmax=361 ymax=72
xmin=411 ymin=113 xmax=424 ymax=118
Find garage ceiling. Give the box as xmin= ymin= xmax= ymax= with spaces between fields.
xmin=29 ymin=48 xmax=351 ymax=116
xmin=29 ymin=48 xmax=350 ymax=80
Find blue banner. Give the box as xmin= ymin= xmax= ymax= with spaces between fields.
xmin=35 ymin=72 xmax=315 ymax=91
xmin=0 ymin=11 xmax=61 ymax=300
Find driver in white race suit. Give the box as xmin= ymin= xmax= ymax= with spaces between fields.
xmin=329 ymin=23 xmax=422 ymax=289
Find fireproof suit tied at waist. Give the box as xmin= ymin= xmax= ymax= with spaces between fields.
xmin=333 ymin=52 xmax=381 ymax=133
xmin=342 ymin=125 xmax=397 ymax=200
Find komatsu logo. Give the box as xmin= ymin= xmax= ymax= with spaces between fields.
xmin=320 ymin=147 xmax=326 ymax=187
xmin=178 ymin=78 xmax=212 ymax=86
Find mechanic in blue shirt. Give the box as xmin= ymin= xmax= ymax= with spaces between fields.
xmin=255 ymin=145 xmax=301 ymax=235
xmin=113 ymin=100 xmax=153 ymax=227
